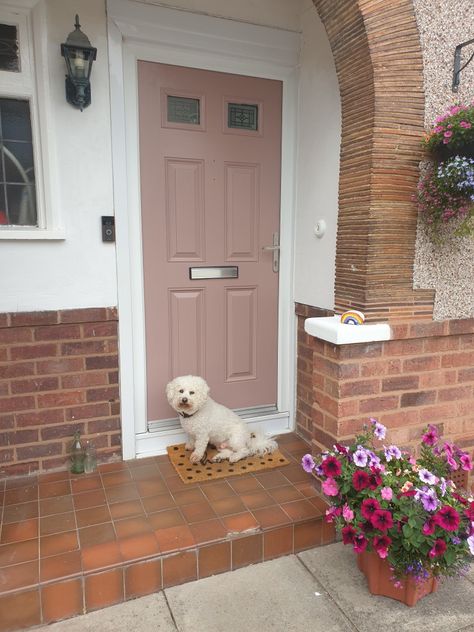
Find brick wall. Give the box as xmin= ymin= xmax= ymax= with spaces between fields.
xmin=296 ymin=309 xmax=474 ymax=489
xmin=0 ymin=308 xmax=121 ymax=477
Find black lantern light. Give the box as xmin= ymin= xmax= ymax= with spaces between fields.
xmin=452 ymin=37 xmax=474 ymax=93
xmin=60 ymin=15 xmax=97 ymax=110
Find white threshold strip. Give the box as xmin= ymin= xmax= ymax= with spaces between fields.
xmin=135 ymin=406 xmax=291 ymax=458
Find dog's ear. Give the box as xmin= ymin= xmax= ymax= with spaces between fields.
xmin=165 ymin=380 xmax=176 ymax=403
xmin=201 ymin=378 xmax=210 ymax=397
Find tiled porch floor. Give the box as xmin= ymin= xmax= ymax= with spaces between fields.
xmin=0 ymin=433 xmax=334 ymax=632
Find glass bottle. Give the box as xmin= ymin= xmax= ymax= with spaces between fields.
xmin=70 ymin=430 xmax=84 ymax=474
xmin=83 ymin=441 xmax=97 ymax=474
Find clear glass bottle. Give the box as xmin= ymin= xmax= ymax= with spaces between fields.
xmin=83 ymin=441 xmax=97 ymax=474
xmin=70 ymin=430 xmax=84 ymax=474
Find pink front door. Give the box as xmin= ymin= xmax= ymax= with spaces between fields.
xmin=138 ymin=62 xmax=282 ymax=423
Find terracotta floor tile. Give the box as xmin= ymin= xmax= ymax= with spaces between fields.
xmin=189 ymin=518 xmax=227 ymax=545
xmin=0 ymin=559 xmax=39 ymax=591
xmin=41 ymin=578 xmax=83 ymax=623
xmin=135 ymin=478 xmax=167 ymax=497
xmin=147 ymin=508 xmax=184 ymax=530
xmin=81 ymin=540 xmax=122 ymax=572
xmin=4 ymin=485 xmax=38 ymax=505
xmin=5 ymin=475 xmax=37 ymax=490
xmin=40 ymin=511 xmax=76 ymax=536
xmin=156 ymin=461 xmax=177 ymax=478
xmin=40 ymin=549 xmax=82 ymax=582
xmin=114 ymin=516 xmax=153 ymax=539
xmin=162 ymin=550 xmax=197 ymax=587
xmin=142 ymin=492 xmax=175 ymax=514
xmin=1 ymin=518 xmax=38 ymax=544
xmin=40 ymin=494 xmax=74 ymax=516
xmin=38 ymin=471 xmax=71 ymax=484
xmin=198 ymin=541 xmax=231 ymax=579
xmin=180 ymin=500 xmax=216 ymax=524
xmin=172 ymin=487 xmax=206 ymax=506
xmin=232 ymin=533 xmax=263 ymax=569
xmin=165 ymin=475 xmax=188 ymax=492
xmin=125 ymin=559 xmax=162 ymax=599
xmin=228 ymin=476 xmax=264 ymax=494
xmin=78 ymin=522 xmax=116 ymax=547
xmin=254 ymin=470 xmax=290 ymax=489
xmin=85 ymin=568 xmax=124 ymax=611
xmin=101 ymin=470 xmax=132 ymax=488
xmin=294 ymin=519 xmax=323 ymax=552
xmin=39 ymin=480 xmax=71 ymax=499
xmin=210 ymin=495 xmax=246 ymax=517
xmin=118 ymin=532 xmax=160 ymax=562
xmin=155 ymin=524 xmax=195 ymax=553
xmin=240 ymin=490 xmax=275 ymax=510
xmin=281 ymin=499 xmax=321 ymax=521
xmin=222 ymin=512 xmax=259 ymax=534
xmin=282 ymin=464 xmax=308 ymax=484
xmin=0 ymin=538 xmax=38 ymax=567
xmin=40 ymin=531 xmax=79 ymax=558
xmin=3 ymin=500 xmax=38 ymax=523
xmin=109 ymin=499 xmax=145 ymax=520
xmin=252 ymin=505 xmax=292 ymax=529
xmin=295 ymin=480 xmax=319 ymax=498
xmin=76 ymin=504 xmax=111 ymax=528
xmin=73 ymin=489 xmax=106 ymax=510
xmin=129 ymin=464 xmax=161 ymax=481
xmin=105 ymin=482 xmax=139 ymax=504
xmin=269 ymin=484 xmax=304 ymax=504
xmin=71 ymin=474 xmax=102 ymax=494
xmin=201 ymin=481 xmax=236 ymax=501
xmin=264 ymin=525 xmax=293 ymax=560
xmin=0 ymin=589 xmax=41 ymax=631
xmin=308 ymin=495 xmax=328 ymax=514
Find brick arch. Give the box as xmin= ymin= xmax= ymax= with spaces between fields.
xmin=313 ymin=0 xmax=434 ymax=320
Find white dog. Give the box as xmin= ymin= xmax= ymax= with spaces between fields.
xmin=166 ymin=375 xmax=277 ymax=464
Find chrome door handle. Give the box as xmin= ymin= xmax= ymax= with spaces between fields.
xmin=262 ymin=232 xmax=280 ymax=273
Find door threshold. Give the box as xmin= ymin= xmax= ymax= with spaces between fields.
xmin=135 ymin=410 xmax=291 ymax=458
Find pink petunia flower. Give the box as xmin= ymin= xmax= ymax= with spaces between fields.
xmin=381 ymin=487 xmax=393 ymax=501
xmin=322 ymin=477 xmax=339 ymax=497
xmin=342 ymin=504 xmax=354 ymax=522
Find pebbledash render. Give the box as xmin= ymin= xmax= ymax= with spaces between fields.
xmin=0 ymin=0 xmax=473 ymax=486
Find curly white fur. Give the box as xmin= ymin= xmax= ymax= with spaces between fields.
xmin=166 ymin=375 xmax=277 ymax=464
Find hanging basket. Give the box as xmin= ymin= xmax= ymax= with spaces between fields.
xmin=357 ymin=550 xmax=439 ymax=607
xmin=430 ymin=141 xmax=474 ymax=162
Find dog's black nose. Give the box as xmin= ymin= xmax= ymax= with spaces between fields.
xmin=181 ymin=397 xmax=188 ymax=403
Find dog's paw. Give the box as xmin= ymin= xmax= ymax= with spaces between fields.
xmin=184 ymin=443 xmax=194 ymax=451
xmin=189 ymin=451 xmax=202 ymax=464
xmin=211 ymin=454 xmax=225 ymax=463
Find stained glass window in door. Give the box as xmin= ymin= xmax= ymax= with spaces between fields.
xmin=0 ymin=23 xmax=19 ymax=72
xmin=228 ymin=103 xmax=258 ymax=131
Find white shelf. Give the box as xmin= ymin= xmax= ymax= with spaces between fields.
xmin=304 ymin=315 xmax=391 ymax=345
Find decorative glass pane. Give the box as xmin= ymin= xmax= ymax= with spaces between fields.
xmin=0 ymin=24 xmax=19 ymax=72
xmin=167 ymin=95 xmax=200 ymax=125
xmin=0 ymin=98 xmax=37 ymax=227
xmin=228 ymin=103 xmax=258 ymax=131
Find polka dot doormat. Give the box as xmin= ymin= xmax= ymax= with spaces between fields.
xmin=166 ymin=443 xmax=290 ymax=484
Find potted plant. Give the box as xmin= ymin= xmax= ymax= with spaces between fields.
xmin=423 ymin=103 xmax=474 ymax=161
xmin=302 ymin=420 xmax=474 ymax=606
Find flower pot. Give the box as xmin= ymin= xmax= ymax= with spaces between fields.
xmin=357 ymin=550 xmax=439 ymax=607
xmin=431 ymin=141 xmax=474 ymax=162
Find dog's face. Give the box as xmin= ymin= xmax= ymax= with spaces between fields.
xmin=165 ymin=375 xmax=210 ymax=416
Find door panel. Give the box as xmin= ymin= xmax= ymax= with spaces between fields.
xmin=138 ymin=62 xmax=282 ymax=422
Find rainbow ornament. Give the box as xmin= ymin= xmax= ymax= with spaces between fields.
xmin=340 ymin=310 xmax=365 ymax=325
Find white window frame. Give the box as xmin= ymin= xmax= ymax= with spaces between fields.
xmin=0 ymin=0 xmax=63 ymax=239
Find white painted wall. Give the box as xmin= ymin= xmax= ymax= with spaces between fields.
xmin=0 ymin=0 xmax=116 ymax=312
xmin=293 ymin=0 xmax=341 ymax=310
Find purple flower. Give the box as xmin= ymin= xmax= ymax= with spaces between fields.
xmin=439 ymin=477 xmax=447 ymax=497
xmin=460 ymin=454 xmax=473 ymax=471
xmin=367 ymin=451 xmax=381 ymax=468
xmin=419 ymin=468 xmax=437 ymax=485
xmin=452 ymin=536 xmax=462 ymax=545
xmin=384 ymin=445 xmax=402 ymax=461
xmin=301 ymin=454 xmax=315 ymax=473
xmin=421 ymin=492 xmax=439 ymax=512
xmin=353 ymin=448 xmax=368 ymax=467
xmin=370 ymin=418 xmax=387 ymax=440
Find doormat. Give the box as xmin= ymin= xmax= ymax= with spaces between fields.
xmin=166 ymin=443 xmax=290 ymax=484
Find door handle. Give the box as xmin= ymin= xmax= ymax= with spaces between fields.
xmin=262 ymin=232 xmax=280 ymax=273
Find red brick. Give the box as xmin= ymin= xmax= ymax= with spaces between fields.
xmin=108 ymin=371 xmax=119 ymax=385
xmin=379 ymin=409 xmax=420 ymax=428
xmin=34 ymin=324 xmax=82 ymax=341
xmin=458 ymin=367 xmax=474 ymax=383
xmin=360 ymin=359 xmax=401 ymax=377
xmin=438 ymin=386 xmax=472 ymax=402
xmin=16 ymin=408 xmax=64 ymax=427
xmin=37 ymin=391 xmax=84 ymax=409
xmin=11 ymin=376 xmax=59 ymax=394
xmin=86 ymin=386 xmax=119 ymax=403
xmin=409 ymin=322 xmax=447 ymax=338
xmin=82 ymin=322 xmax=118 ymax=338
xmin=0 ymin=448 xmax=14 ymax=463
xmin=10 ymin=311 xmax=59 ymax=327
xmin=441 ymin=352 xmax=474 ymax=368
xmin=41 ymin=423 xmax=85 ymax=440
xmin=1 ymin=429 xmax=38 ymax=445
xmin=0 ymin=348 xmax=7 ymax=361
xmin=0 ymin=313 xmax=9 ymax=327
xmin=85 ymin=355 xmax=119 ymax=370
xmin=62 ymin=340 xmax=107 ymax=356
xmin=0 ymin=362 xmax=35 ymax=379
xmin=420 ymin=404 xmax=455 ymax=423
xmin=0 ymin=414 xmax=15 ymax=429
xmin=10 ymin=343 xmax=58 ymax=360
xmin=340 ymin=379 xmax=380 ymax=397
xmin=88 ymin=417 xmax=120 ymax=433
xmin=0 ymin=328 xmax=33 ymax=343
xmin=449 ymin=319 xmax=474 ymax=335
xmin=0 ymin=395 xmax=35 ymax=413
xmin=62 ymin=372 xmax=108 ymax=388
xmin=0 ymin=381 xmax=8 ymax=396
xmin=65 ymin=403 xmax=109 ymax=421
xmin=419 ymin=371 xmax=456 ymax=388
xmin=37 ymin=358 xmax=84 ymax=375
xmin=423 ymin=336 xmax=459 ymax=352
xmin=359 ymin=396 xmax=399 ymax=414
xmin=403 ymin=356 xmax=441 ymax=372
xmin=385 ymin=339 xmax=424 ymax=356
xmin=382 ymin=375 xmax=419 ymax=392
xmin=338 ymin=343 xmax=383 ymax=360
xmin=60 ymin=308 xmax=109 ymax=324
xmin=400 ymin=391 xmax=436 ymax=407
xmin=110 ymin=402 xmax=120 ymax=415
xmin=16 ymin=442 xmax=62 ymax=459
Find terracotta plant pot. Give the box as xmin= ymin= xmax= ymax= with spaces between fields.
xmin=357 ymin=550 xmax=439 ymax=607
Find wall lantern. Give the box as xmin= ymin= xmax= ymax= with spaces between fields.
xmin=60 ymin=15 xmax=97 ymax=110
xmin=452 ymin=37 xmax=474 ymax=92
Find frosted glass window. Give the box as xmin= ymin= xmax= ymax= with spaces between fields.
xmin=0 ymin=23 xmax=19 ymax=72
xmin=228 ymin=103 xmax=258 ymax=131
xmin=167 ymin=95 xmax=200 ymax=125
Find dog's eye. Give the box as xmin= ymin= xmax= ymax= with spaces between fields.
xmin=189 ymin=391 xmax=194 ymax=395
xmin=179 ymin=389 xmax=184 ymax=394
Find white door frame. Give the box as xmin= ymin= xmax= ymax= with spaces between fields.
xmin=107 ymin=0 xmax=300 ymax=459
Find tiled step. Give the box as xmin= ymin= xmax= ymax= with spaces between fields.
xmin=0 ymin=433 xmax=334 ymax=631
